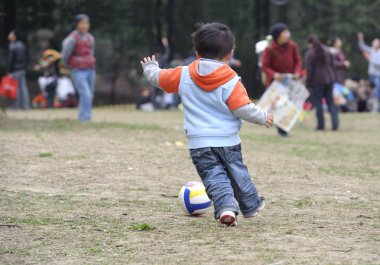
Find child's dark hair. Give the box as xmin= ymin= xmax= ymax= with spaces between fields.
xmin=191 ymin=22 xmax=235 ymax=60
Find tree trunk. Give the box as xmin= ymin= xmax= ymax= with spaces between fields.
xmin=110 ymin=37 xmax=126 ymax=104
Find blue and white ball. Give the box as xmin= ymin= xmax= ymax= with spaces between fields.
xmin=178 ymin=181 xmax=212 ymax=216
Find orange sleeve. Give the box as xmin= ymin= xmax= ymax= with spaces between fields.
xmin=227 ymin=81 xmax=252 ymax=111
xmin=159 ymin=66 xmax=183 ymax=93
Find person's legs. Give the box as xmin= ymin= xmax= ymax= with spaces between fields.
xmin=46 ymin=81 xmax=56 ymax=108
xmin=12 ymin=74 xmax=21 ymax=110
xmin=87 ymin=69 xmax=96 ymax=96
xmin=12 ymin=70 xmax=30 ymax=110
xmin=19 ymin=71 xmax=30 ymax=110
xmin=311 ymin=85 xmax=325 ymax=130
xmin=324 ymin=83 xmax=339 ymax=130
xmin=190 ymin=147 xmax=239 ymax=219
xmin=374 ymin=75 xmax=380 ymax=111
xmin=71 ymin=69 xmax=92 ymax=121
xmin=369 ymin=75 xmax=379 ymax=112
xmin=220 ymin=144 xmax=263 ymax=217
xmin=86 ymin=69 xmax=95 ymax=117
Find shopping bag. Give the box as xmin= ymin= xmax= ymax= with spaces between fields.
xmin=0 ymin=75 xmax=18 ymax=100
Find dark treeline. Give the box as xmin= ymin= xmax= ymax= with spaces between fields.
xmin=1 ymin=0 xmax=380 ymax=104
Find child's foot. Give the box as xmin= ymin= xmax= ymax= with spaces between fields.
xmin=245 ymin=196 xmax=266 ymax=218
xmin=219 ymin=211 xmax=237 ymax=226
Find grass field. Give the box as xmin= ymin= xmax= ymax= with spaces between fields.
xmin=0 ymin=108 xmax=379 ymax=265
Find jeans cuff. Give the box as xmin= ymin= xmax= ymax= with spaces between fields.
xmin=240 ymin=200 xmax=262 ymax=218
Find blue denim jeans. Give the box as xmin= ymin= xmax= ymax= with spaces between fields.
xmin=190 ymin=144 xmax=262 ymax=219
xmin=369 ymin=74 xmax=380 ymax=102
xmin=11 ymin=70 xmax=30 ymax=110
xmin=71 ymin=69 xmax=95 ymax=121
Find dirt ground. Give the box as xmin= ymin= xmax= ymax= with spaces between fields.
xmin=0 ymin=108 xmax=379 ymax=265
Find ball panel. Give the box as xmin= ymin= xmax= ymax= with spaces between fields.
xmin=178 ymin=181 xmax=212 ymax=216
xmin=189 ymin=188 xmax=207 ymax=198
xmin=190 ymin=193 xmax=211 ymax=205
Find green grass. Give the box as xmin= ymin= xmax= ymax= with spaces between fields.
xmin=2 ymin=215 xmax=56 ymax=226
xmin=39 ymin=152 xmax=53 ymax=157
xmin=130 ymin=223 xmax=154 ymax=231
xmin=0 ymin=118 xmax=166 ymax=133
xmin=0 ymin=247 xmax=31 ymax=256
xmin=88 ymin=243 xmax=102 ymax=254
xmin=319 ymin=165 xmax=379 ymax=178
xmin=295 ymin=197 xmax=314 ymax=208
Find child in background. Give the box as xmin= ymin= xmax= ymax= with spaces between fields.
xmin=141 ymin=23 xmax=273 ymax=226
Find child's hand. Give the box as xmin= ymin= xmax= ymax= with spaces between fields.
xmin=140 ymin=55 xmax=156 ymax=66
xmin=265 ymin=113 xmax=274 ymax=128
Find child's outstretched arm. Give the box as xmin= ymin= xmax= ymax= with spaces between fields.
xmin=233 ymin=103 xmax=274 ymax=128
xmin=140 ymin=55 xmax=181 ymax=93
xmin=226 ymin=80 xmax=273 ymax=128
xmin=141 ymin=55 xmax=160 ymax=88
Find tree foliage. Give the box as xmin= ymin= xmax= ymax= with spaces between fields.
xmin=1 ymin=0 xmax=379 ymax=101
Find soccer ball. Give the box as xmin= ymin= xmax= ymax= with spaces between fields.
xmin=178 ymin=181 xmax=212 ymax=216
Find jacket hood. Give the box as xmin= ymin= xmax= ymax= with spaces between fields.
xmin=188 ymin=59 xmax=237 ymax=91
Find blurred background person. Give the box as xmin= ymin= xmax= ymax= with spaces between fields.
xmin=357 ymin=32 xmax=380 ymax=112
xmin=261 ymin=23 xmax=303 ymax=137
xmin=7 ymin=29 xmax=30 ymax=110
xmin=329 ymin=37 xmax=350 ymax=85
xmin=329 ymin=37 xmax=351 ymax=112
xmin=151 ymin=37 xmax=170 ymax=109
xmin=229 ymin=52 xmax=242 ymax=68
xmin=34 ymin=49 xmax=61 ymax=108
xmin=304 ymin=34 xmax=339 ymax=131
xmin=56 ymin=72 xmax=76 ymax=108
xmin=182 ymin=50 xmax=196 ymax=66
xmin=62 ymin=14 xmax=95 ymax=121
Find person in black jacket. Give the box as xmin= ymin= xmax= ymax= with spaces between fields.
xmin=304 ymin=34 xmax=339 ymax=131
xmin=7 ymin=30 xmax=30 ymax=110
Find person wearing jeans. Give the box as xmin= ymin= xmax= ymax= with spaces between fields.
xmin=7 ymin=30 xmax=30 ymax=110
xmin=141 ymin=23 xmax=274 ymax=226
xmin=190 ymin=144 xmax=262 ymax=219
xmin=71 ymin=69 xmax=95 ymax=120
xmin=304 ymin=34 xmax=339 ymax=131
xmin=62 ymin=14 xmax=95 ymax=121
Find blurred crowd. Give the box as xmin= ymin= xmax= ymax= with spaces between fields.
xmin=256 ymin=27 xmax=379 ymax=115
xmin=2 ymin=17 xmax=379 ymax=125
xmin=257 ymin=23 xmax=379 ymax=134
xmin=136 ymin=37 xmax=242 ymax=111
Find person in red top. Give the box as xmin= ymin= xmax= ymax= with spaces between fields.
xmin=62 ymin=14 xmax=95 ymax=121
xmin=262 ymin=23 xmax=302 ymax=137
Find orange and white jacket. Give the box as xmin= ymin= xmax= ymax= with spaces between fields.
xmin=142 ymin=58 xmax=267 ymax=148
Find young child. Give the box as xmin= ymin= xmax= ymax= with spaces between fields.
xmin=141 ymin=23 xmax=274 ymax=226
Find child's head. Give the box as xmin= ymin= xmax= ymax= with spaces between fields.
xmin=192 ymin=22 xmax=235 ymax=62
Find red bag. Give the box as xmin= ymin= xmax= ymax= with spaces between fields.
xmin=0 ymin=76 xmax=18 ymax=100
